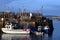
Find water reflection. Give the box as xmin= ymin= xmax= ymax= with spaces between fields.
xmin=43 ymin=33 xmax=53 ymax=40
xmin=1 ymin=34 xmax=30 ymax=40
xmin=1 ymin=33 xmax=53 ymax=40
xmin=1 ymin=21 xmax=60 ymax=40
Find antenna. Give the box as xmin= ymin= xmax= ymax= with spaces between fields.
xmin=6 ymin=6 xmax=10 ymax=12
xmin=19 ymin=8 xmax=21 ymax=14
xmin=41 ymin=0 xmax=44 ymax=14
xmin=24 ymin=8 xmax=26 ymax=12
xmin=41 ymin=5 xmax=43 ymax=14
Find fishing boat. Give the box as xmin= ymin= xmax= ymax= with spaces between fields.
xmin=1 ymin=23 xmax=30 ymax=34
xmin=1 ymin=28 xmax=30 ymax=34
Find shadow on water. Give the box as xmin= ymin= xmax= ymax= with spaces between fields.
xmin=30 ymin=31 xmax=53 ymax=40
xmin=0 ymin=31 xmax=53 ymax=40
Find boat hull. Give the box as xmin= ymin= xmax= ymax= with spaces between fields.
xmin=1 ymin=28 xmax=30 ymax=34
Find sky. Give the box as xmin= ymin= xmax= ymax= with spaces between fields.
xmin=0 ymin=0 xmax=60 ymax=16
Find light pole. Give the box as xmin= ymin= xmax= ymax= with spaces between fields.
xmin=30 ymin=12 xmax=32 ymax=19
xmin=1 ymin=12 xmax=5 ymax=27
xmin=1 ymin=18 xmax=4 ymax=27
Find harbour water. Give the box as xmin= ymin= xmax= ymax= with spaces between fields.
xmin=0 ymin=20 xmax=60 ymax=40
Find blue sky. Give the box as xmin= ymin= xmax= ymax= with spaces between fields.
xmin=0 ymin=0 xmax=60 ymax=16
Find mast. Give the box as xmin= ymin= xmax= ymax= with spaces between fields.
xmin=39 ymin=0 xmax=44 ymax=15
xmin=18 ymin=8 xmax=21 ymax=16
xmin=41 ymin=0 xmax=44 ymax=15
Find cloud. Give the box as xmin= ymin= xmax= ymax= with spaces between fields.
xmin=0 ymin=0 xmax=16 ymax=5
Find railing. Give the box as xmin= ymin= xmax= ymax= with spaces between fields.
xmin=46 ymin=16 xmax=60 ymax=21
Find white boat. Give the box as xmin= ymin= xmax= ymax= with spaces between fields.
xmin=1 ymin=23 xmax=30 ymax=34
xmin=1 ymin=28 xmax=30 ymax=34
